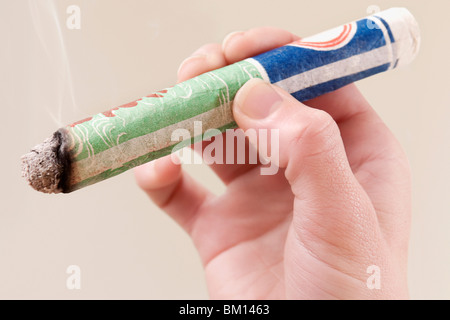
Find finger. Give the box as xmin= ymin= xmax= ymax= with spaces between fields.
xmin=304 ymin=84 xmax=369 ymax=122
xmin=189 ymin=131 xmax=262 ymax=184
xmin=222 ymin=27 xmax=300 ymax=64
xmin=304 ymin=84 xmax=402 ymax=170
xmin=177 ymin=43 xmax=227 ymax=83
xmin=304 ymin=84 xmax=411 ymax=252
xmin=233 ymin=78 xmax=382 ymax=265
xmin=134 ymin=155 xmax=212 ymax=233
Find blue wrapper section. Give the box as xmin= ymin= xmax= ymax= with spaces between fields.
xmin=251 ymin=17 xmax=397 ymax=101
xmin=291 ymin=63 xmax=390 ymax=101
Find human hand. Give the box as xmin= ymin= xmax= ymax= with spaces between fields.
xmin=134 ymin=27 xmax=411 ymax=299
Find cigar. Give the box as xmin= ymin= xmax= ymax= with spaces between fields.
xmin=21 ymin=7 xmax=420 ymax=194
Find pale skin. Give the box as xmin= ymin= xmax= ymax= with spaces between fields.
xmin=134 ymin=27 xmax=411 ymax=299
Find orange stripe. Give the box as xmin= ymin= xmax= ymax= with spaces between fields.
xmin=300 ymin=25 xmax=349 ymax=46
xmin=294 ymin=24 xmax=352 ymax=48
xmin=300 ymin=24 xmax=350 ymax=47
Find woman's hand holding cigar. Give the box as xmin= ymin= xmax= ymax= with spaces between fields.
xmin=134 ymin=27 xmax=411 ymax=299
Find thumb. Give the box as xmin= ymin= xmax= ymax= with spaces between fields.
xmin=232 ymin=78 xmax=380 ymax=259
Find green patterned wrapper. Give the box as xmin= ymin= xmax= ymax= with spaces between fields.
xmin=62 ymin=60 xmax=263 ymax=192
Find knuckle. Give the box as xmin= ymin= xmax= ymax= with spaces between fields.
xmin=307 ymin=109 xmax=339 ymax=142
xmin=193 ymin=42 xmax=220 ymax=55
xmin=288 ymin=109 xmax=341 ymax=161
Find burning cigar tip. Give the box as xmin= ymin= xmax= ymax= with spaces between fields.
xmin=21 ymin=132 xmax=66 ymax=194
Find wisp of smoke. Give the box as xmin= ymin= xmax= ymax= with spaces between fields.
xmin=28 ymin=0 xmax=78 ymax=127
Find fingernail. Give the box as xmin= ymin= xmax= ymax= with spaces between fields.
xmin=177 ymin=54 xmax=206 ymax=78
xmin=222 ymin=30 xmax=244 ymax=51
xmin=234 ymin=78 xmax=282 ymax=119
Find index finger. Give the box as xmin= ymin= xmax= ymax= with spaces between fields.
xmin=222 ymin=27 xmax=300 ymax=64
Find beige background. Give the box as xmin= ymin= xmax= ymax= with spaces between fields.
xmin=1 ymin=0 xmax=449 ymax=299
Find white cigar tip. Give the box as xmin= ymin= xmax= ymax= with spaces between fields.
xmin=377 ymin=7 xmax=421 ymax=67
